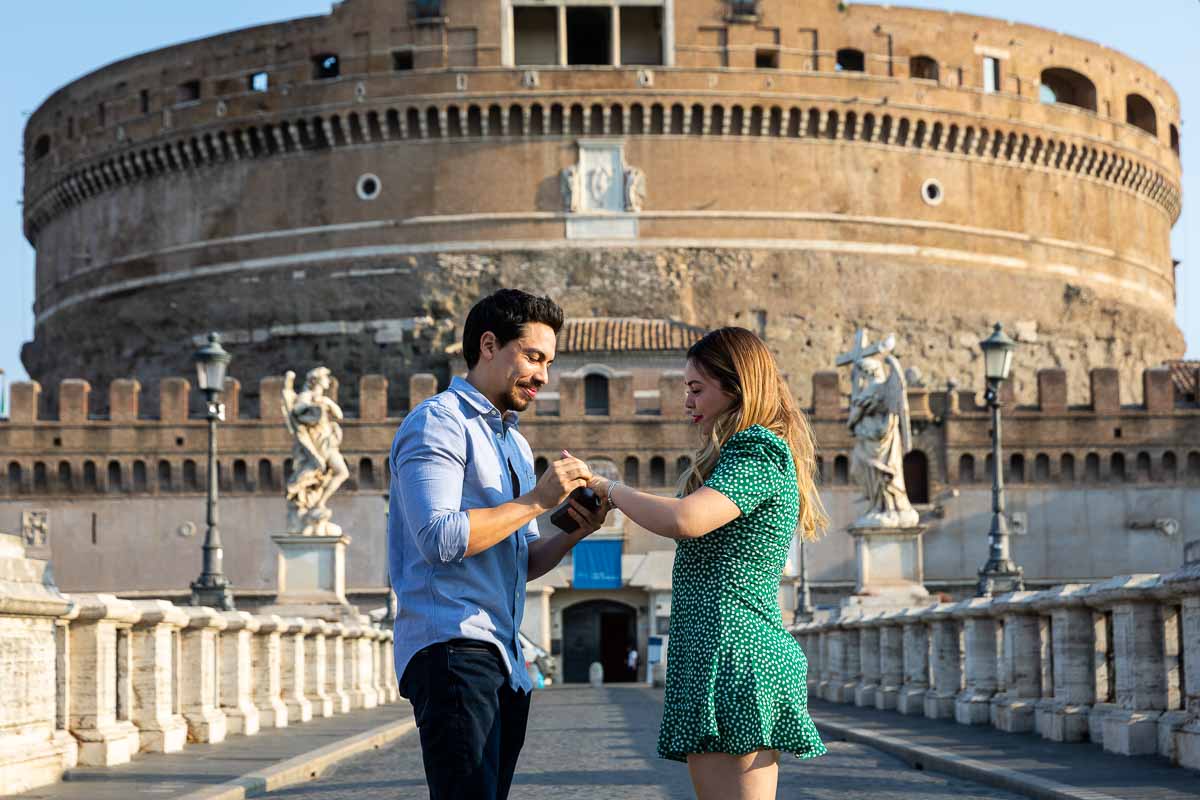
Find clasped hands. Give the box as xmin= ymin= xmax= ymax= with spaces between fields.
xmin=530 ymin=450 xmax=611 ymax=537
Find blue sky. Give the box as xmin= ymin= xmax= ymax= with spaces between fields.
xmin=2 ymin=2 xmax=1196 ymax=400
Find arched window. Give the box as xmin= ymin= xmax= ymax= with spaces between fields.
xmin=650 ymin=456 xmax=666 ymax=486
xmin=1125 ymin=94 xmax=1157 ymax=136
xmin=1060 ymin=453 xmax=1076 ymax=483
xmin=1110 ymin=453 xmax=1126 ymax=483
xmin=258 ymin=459 xmax=274 ymax=491
xmin=183 ymin=459 xmax=199 ymax=491
xmin=958 ymin=454 xmax=976 ymax=483
xmin=535 ymin=457 xmax=549 ymax=478
xmin=83 ymin=461 xmax=98 ymax=492
xmin=1187 ymin=452 xmax=1200 ymax=481
xmin=1170 ymin=124 xmax=1180 ymax=156
xmin=1084 ymin=453 xmax=1101 ymax=482
xmin=132 ymin=460 xmax=148 ymax=492
xmin=902 ymin=451 xmax=929 ymax=504
xmin=6 ymin=462 xmax=21 ymax=494
xmin=359 ymin=457 xmax=376 ymax=490
xmin=1039 ymin=68 xmax=1097 ymax=112
xmin=107 ymin=461 xmax=123 ymax=492
xmin=33 ymin=462 xmax=48 ymax=493
xmin=233 ymin=459 xmax=249 ymax=491
xmin=58 ymin=461 xmax=73 ymax=493
xmin=909 ymin=55 xmax=939 ymax=82
xmin=836 ymin=48 xmax=865 ymax=72
xmin=833 ymin=455 xmax=849 ymax=485
xmin=1034 ymin=454 xmax=1051 ymax=482
xmin=624 ymin=457 xmax=639 ymax=487
xmin=584 ymin=374 xmax=610 ymax=416
xmin=676 ymin=456 xmax=693 ymax=484
xmin=1163 ymin=451 xmax=1178 ymax=481
xmin=1009 ymin=454 xmax=1025 ymax=484
xmin=32 ymin=134 xmax=51 ymax=162
xmin=1136 ymin=452 xmax=1153 ymax=482
xmin=158 ymin=460 xmax=173 ymax=491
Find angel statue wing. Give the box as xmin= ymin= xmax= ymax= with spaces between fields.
xmin=281 ymin=371 xmax=298 ymax=438
xmin=883 ymin=354 xmax=912 ymax=454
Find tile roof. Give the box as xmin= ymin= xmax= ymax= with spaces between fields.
xmin=1166 ymin=360 xmax=1199 ymax=400
xmin=558 ymin=317 xmax=707 ymax=354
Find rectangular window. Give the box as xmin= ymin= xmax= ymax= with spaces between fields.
xmin=249 ymin=71 xmax=269 ymax=92
xmin=620 ymin=7 xmax=663 ymax=65
xmin=755 ymin=48 xmax=780 ymax=69
xmin=176 ymin=80 xmax=201 ymax=104
xmin=566 ymin=7 xmax=611 ymax=65
xmin=97 ymin=103 xmax=106 ymax=128
xmin=392 ymin=50 xmax=415 ymax=71
xmin=514 ymin=7 xmax=558 ymax=65
xmin=140 ymin=89 xmax=150 ymax=114
xmin=312 ymin=53 xmax=340 ymax=80
xmin=983 ymin=56 xmax=1001 ymax=94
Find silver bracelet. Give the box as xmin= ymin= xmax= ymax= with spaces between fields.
xmin=607 ymin=479 xmax=624 ymax=510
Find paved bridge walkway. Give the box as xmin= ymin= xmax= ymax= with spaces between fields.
xmin=21 ymin=686 xmax=1200 ymax=799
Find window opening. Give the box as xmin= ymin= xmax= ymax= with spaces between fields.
xmin=313 ymin=54 xmax=340 ymax=80
xmin=755 ymin=49 xmax=779 ymax=69
xmin=32 ymin=135 xmax=50 ymax=162
xmin=1125 ymin=94 xmax=1156 ymax=135
xmin=140 ymin=89 xmax=150 ymax=114
xmin=1039 ymin=68 xmax=1097 ymax=112
xmin=910 ymin=55 xmax=938 ymax=81
xmin=176 ymin=80 xmax=201 ymax=105
xmin=836 ymin=48 xmax=864 ymax=72
xmin=249 ymin=72 xmax=270 ymax=92
xmin=584 ymin=374 xmax=610 ymax=416
xmin=567 ymin=7 xmax=612 ymax=65
xmin=982 ymin=56 xmax=1000 ymax=94
xmin=621 ymin=6 xmax=663 ymax=65
xmin=393 ymin=50 xmax=415 ymax=71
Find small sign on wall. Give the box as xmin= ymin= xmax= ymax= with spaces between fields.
xmin=573 ymin=538 xmax=622 ymax=589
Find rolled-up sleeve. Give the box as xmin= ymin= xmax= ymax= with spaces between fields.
xmin=392 ymin=405 xmax=471 ymax=564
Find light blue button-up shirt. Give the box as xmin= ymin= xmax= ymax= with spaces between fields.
xmin=388 ymin=376 xmax=539 ymax=693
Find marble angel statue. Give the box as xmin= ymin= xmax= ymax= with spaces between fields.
xmin=282 ymin=367 xmax=350 ymax=536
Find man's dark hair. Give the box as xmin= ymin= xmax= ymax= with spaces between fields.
xmin=462 ymin=289 xmax=564 ymax=369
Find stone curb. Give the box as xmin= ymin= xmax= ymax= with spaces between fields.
xmin=816 ymin=718 xmax=1120 ymax=800
xmin=173 ymin=717 xmax=417 ymax=800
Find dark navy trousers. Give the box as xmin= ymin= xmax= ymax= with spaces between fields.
xmin=399 ymin=639 xmax=531 ymax=800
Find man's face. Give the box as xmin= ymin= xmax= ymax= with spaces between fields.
xmin=482 ymin=322 xmax=557 ymax=413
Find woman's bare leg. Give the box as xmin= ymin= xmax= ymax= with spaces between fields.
xmin=687 ymin=750 xmax=780 ymax=800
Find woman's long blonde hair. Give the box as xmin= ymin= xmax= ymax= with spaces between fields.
xmin=677 ymin=327 xmax=829 ymax=542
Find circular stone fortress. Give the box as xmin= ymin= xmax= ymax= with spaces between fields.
xmin=21 ymin=0 xmax=1183 ymax=411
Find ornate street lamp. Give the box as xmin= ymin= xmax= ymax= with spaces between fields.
xmin=190 ymin=333 xmax=235 ymax=610
xmin=976 ymin=323 xmax=1024 ymax=597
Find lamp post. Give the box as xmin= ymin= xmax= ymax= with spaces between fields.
xmin=976 ymin=323 xmax=1025 ymax=597
xmin=793 ymin=537 xmax=814 ymax=623
xmin=190 ymin=332 xmax=235 ymax=610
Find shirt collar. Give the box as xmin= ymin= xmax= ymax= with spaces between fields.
xmin=450 ymin=376 xmax=520 ymax=433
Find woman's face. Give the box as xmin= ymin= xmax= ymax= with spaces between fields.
xmin=683 ymin=359 xmax=736 ymax=435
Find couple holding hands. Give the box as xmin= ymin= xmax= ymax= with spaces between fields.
xmin=388 ymin=289 xmax=827 ymax=800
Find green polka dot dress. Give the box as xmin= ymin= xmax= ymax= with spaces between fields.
xmin=658 ymin=425 xmax=826 ymax=763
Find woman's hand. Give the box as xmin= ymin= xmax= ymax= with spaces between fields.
xmin=588 ymin=475 xmax=613 ymax=499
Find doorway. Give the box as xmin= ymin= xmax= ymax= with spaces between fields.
xmin=562 ymin=599 xmax=636 ymax=683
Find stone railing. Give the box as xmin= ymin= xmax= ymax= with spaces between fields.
xmin=794 ymin=567 xmax=1200 ymax=772
xmin=0 ymin=531 xmax=399 ymax=796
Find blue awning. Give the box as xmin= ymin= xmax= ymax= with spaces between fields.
xmin=573 ymin=539 xmax=623 ymax=589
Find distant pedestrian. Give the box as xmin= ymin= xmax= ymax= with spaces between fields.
xmin=626 ymin=644 xmax=639 ymax=681
xmin=588 ymin=327 xmax=828 ymax=800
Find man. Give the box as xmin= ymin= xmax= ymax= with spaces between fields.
xmin=626 ymin=643 xmax=639 ymax=682
xmin=389 ymin=289 xmax=608 ymax=800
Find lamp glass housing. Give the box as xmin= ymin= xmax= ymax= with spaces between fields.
xmin=980 ymin=323 xmax=1016 ymax=383
xmin=193 ymin=333 xmax=231 ymax=393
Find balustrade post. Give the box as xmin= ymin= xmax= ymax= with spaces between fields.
xmin=358 ymin=627 xmax=380 ymax=709
xmin=876 ymin=610 xmax=905 ymax=711
xmin=1029 ymin=584 xmax=1095 ymax=743
xmin=279 ymin=618 xmax=313 ymax=723
xmin=327 ymin=623 xmax=351 ymax=713
xmin=371 ymin=628 xmax=392 ymax=703
xmin=65 ymin=595 xmax=141 ymax=765
xmin=954 ymin=598 xmax=1000 ymax=725
xmin=855 ymin=614 xmax=882 ymax=707
xmin=833 ymin=614 xmax=862 ymax=703
xmin=897 ymin=604 xmax=935 ymax=715
xmin=218 ymin=611 xmax=260 ymax=735
xmin=381 ymin=628 xmax=399 ymax=702
xmin=924 ymin=604 xmax=962 ymax=720
xmin=818 ymin=626 xmax=843 ymax=702
xmin=251 ymin=615 xmax=288 ymax=728
xmin=180 ymin=607 xmax=228 ymax=743
xmin=304 ymin=619 xmax=334 ymax=718
xmin=1086 ymin=575 xmax=1166 ymax=754
xmin=989 ymin=591 xmax=1040 ymax=733
xmin=128 ymin=601 xmax=189 ymax=753
xmin=1164 ymin=565 xmax=1200 ymax=769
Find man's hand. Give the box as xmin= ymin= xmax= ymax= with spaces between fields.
xmin=531 ymin=452 xmax=592 ymax=511
xmin=559 ymin=494 xmax=609 ymax=538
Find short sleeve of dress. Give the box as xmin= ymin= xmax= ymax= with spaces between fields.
xmin=703 ymin=426 xmax=788 ymax=517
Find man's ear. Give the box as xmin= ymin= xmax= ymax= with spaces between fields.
xmin=479 ymin=331 xmax=498 ymax=362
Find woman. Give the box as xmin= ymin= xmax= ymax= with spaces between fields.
xmin=588 ymin=327 xmax=828 ymax=799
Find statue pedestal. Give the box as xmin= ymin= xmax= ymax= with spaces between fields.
xmin=260 ymin=534 xmax=360 ymax=622
xmin=840 ymin=525 xmax=930 ymax=615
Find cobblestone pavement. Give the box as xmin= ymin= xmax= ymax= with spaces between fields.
xmin=275 ymin=686 xmax=1028 ymax=799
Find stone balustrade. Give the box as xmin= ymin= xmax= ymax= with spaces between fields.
xmin=794 ymin=566 xmax=1200 ymax=772
xmin=0 ymin=532 xmax=399 ymax=796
